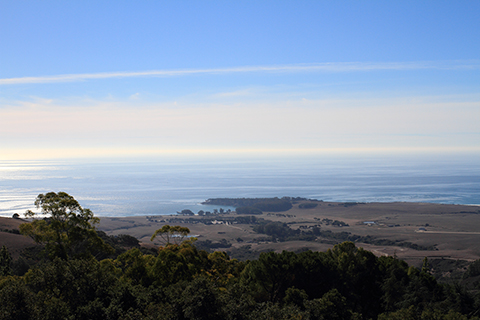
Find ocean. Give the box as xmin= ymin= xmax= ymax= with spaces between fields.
xmin=1 ymin=154 xmax=479 ymax=218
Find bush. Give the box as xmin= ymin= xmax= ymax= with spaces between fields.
xmin=236 ymin=207 xmax=263 ymax=215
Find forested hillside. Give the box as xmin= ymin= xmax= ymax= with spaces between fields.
xmin=2 ymin=237 xmax=480 ymax=319
xmin=2 ymin=193 xmax=480 ymax=319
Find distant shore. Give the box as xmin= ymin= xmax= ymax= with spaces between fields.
xmin=3 ymin=200 xmax=480 ymax=267
xmin=95 ymin=200 xmax=480 ymax=266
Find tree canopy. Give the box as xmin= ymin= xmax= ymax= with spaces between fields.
xmin=150 ymin=225 xmax=192 ymax=246
xmin=4 ymin=199 xmax=480 ymax=319
xmin=19 ymin=192 xmax=112 ymax=260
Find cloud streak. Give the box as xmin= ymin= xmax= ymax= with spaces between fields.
xmin=1 ymin=60 xmax=479 ymax=85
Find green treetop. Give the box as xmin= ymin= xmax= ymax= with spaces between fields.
xmin=19 ymin=192 xmax=112 ymax=260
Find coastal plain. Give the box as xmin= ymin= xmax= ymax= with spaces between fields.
xmin=94 ymin=200 xmax=480 ymax=267
xmin=2 ymin=200 xmax=480 ymax=268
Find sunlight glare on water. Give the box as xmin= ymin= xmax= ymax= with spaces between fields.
xmin=0 ymin=154 xmax=479 ymax=217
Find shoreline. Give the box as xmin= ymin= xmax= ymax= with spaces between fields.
xmin=95 ymin=200 xmax=480 ymax=266
xmin=2 ymin=200 xmax=480 ymax=219
xmin=3 ymin=200 xmax=480 ymax=266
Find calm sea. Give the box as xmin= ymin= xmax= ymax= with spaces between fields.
xmin=1 ymin=154 xmax=479 ymax=217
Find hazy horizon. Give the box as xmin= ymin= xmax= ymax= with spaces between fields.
xmin=1 ymin=2 xmax=479 ymax=161
xmin=2 ymin=153 xmax=480 ymax=218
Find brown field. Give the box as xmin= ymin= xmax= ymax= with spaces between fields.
xmin=96 ymin=200 xmax=480 ymax=267
xmin=3 ymin=200 xmax=480 ymax=267
xmin=0 ymin=216 xmax=36 ymax=258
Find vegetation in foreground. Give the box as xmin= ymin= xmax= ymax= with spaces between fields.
xmin=2 ymin=192 xmax=480 ymax=320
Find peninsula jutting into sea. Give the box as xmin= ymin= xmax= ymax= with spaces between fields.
xmin=2 ymin=1 xmax=480 ymax=317
xmin=1 ymin=155 xmax=479 ymax=217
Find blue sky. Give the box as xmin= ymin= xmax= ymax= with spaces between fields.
xmin=1 ymin=1 xmax=479 ymax=159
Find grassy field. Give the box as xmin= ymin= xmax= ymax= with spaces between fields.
xmin=2 ymin=200 xmax=480 ymax=267
xmin=0 ymin=216 xmax=36 ymax=258
xmin=3 ymin=199 xmax=480 ymax=285
xmin=94 ymin=200 xmax=480 ymax=267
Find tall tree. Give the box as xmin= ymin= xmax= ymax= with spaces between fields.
xmin=19 ymin=192 xmax=112 ymax=260
xmin=150 ymin=225 xmax=191 ymax=246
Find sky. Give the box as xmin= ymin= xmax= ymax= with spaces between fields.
xmin=1 ymin=1 xmax=479 ymax=160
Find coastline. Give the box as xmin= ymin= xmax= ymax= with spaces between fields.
xmin=3 ymin=200 xmax=480 ymax=267
xmin=96 ymin=200 xmax=480 ymax=267
xmin=2 ymin=155 xmax=480 ymax=218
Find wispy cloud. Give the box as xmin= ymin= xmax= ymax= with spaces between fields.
xmin=1 ymin=60 xmax=479 ymax=85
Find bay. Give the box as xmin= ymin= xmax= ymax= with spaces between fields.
xmin=1 ymin=154 xmax=479 ymax=217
